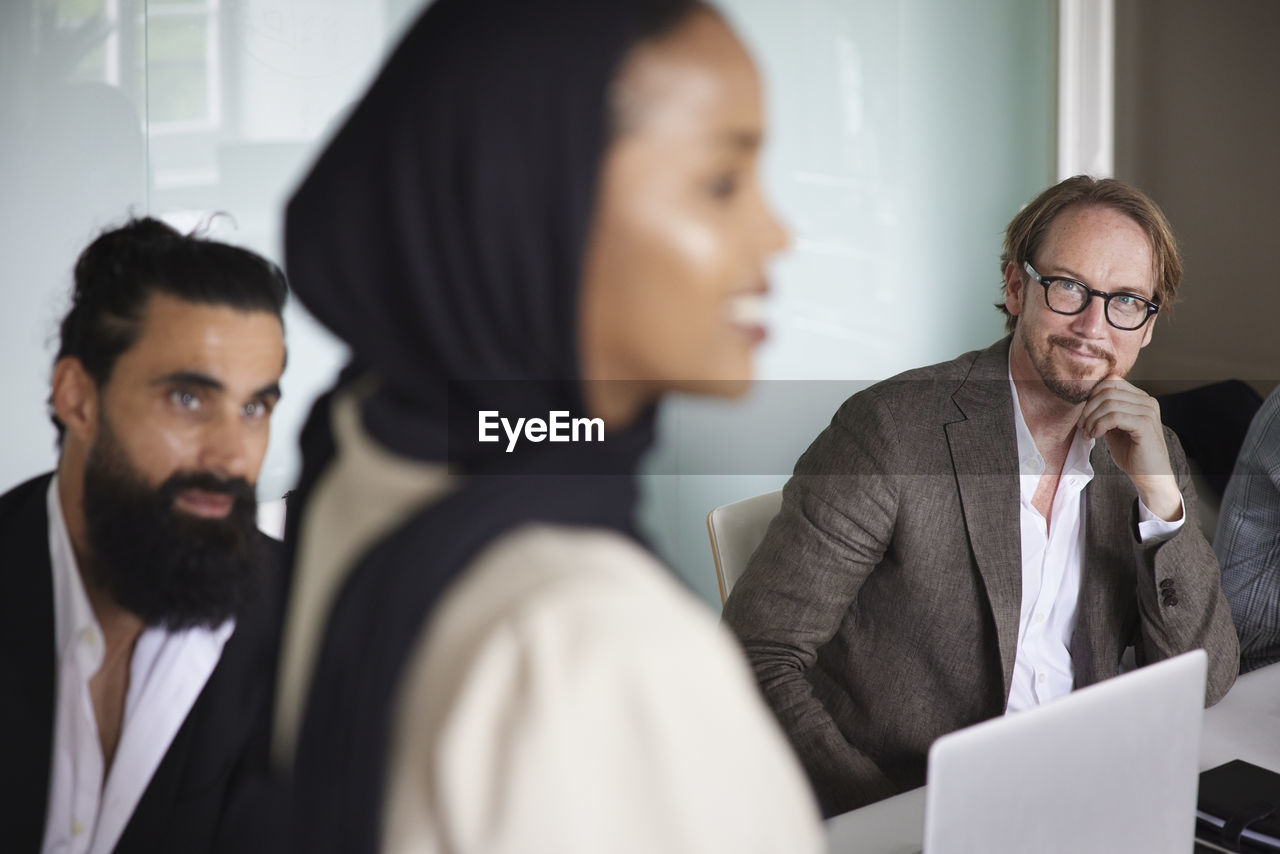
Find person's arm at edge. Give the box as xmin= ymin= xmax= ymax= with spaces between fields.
xmin=1215 ymin=395 xmax=1280 ymax=673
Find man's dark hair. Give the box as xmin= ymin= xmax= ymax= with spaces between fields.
xmin=51 ymin=216 xmax=288 ymax=434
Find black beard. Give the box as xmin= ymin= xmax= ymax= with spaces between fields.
xmin=81 ymin=423 xmax=267 ymax=630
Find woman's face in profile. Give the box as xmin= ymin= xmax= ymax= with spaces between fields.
xmin=579 ymin=9 xmax=788 ymax=422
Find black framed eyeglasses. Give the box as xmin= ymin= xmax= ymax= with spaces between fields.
xmin=1022 ymin=261 xmax=1159 ymax=331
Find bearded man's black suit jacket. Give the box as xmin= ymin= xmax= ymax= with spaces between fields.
xmin=0 ymin=473 xmax=284 ymax=853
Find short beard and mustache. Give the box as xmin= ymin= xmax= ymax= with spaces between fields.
xmin=81 ymin=421 xmax=268 ymax=630
xmin=1021 ymin=326 xmax=1118 ymax=405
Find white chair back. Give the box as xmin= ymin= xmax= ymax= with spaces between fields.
xmin=257 ymin=497 xmax=288 ymax=541
xmin=706 ymin=490 xmax=783 ymax=604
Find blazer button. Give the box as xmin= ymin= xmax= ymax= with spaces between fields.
xmin=1163 ymin=595 xmax=1179 ymax=607
xmin=1160 ymin=578 xmax=1175 ymax=589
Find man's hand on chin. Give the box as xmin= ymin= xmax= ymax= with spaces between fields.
xmin=1078 ymin=374 xmax=1183 ymax=522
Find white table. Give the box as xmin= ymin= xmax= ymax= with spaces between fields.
xmin=1199 ymin=661 xmax=1280 ymax=774
xmin=825 ymin=661 xmax=1280 ymax=852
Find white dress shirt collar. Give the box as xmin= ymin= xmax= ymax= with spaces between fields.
xmin=1007 ymin=367 xmax=1096 ymax=481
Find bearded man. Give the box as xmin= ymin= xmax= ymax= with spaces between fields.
xmin=0 ymin=217 xmax=288 ymax=853
xmin=722 ymin=176 xmax=1239 ymax=817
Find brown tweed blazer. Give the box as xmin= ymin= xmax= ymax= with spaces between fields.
xmin=722 ymin=337 xmax=1239 ymax=818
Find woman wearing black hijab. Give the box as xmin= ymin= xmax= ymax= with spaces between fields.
xmin=272 ymin=0 xmax=823 ymax=851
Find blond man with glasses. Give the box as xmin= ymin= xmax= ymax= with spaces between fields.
xmin=723 ymin=175 xmax=1239 ymax=818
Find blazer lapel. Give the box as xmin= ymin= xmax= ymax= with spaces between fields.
xmin=944 ymin=339 xmax=1022 ymax=700
xmin=1075 ymin=445 xmax=1136 ymax=680
xmin=0 ymin=474 xmax=58 ymax=851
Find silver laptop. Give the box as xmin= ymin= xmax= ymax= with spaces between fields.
xmin=922 ymin=649 xmax=1207 ymax=854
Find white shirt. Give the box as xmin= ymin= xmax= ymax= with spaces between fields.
xmin=41 ymin=476 xmax=234 ymax=854
xmin=1005 ymin=372 xmax=1183 ymax=713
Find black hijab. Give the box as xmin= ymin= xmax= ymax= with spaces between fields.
xmin=281 ymin=1 xmax=704 ymax=850
xmin=285 ymin=0 xmax=705 ymax=469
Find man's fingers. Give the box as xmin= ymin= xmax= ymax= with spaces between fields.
xmin=1081 ymin=379 xmax=1160 ymax=430
xmin=1085 ymin=383 xmax=1150 ymax=408
xmin=1079 ymin=395 xmax=1145 ymax=430
xmin=1083 ymin=410 xmax=1133 ymax=439
xmin=1080 ymin=400 xmax=1160 ymax=438
xmin=1086 ymin=373 xmax=1175 ymax=484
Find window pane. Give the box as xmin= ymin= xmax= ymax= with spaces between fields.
xmin=146 ymin=16 xmax=208 ymax=122
xmin=49 ymin=0 xmax=104 ymax=24
xmin=148 ymin=16 xmax=206 ymax=65
xmin=148 ymin=64 xmax=207 ymax=122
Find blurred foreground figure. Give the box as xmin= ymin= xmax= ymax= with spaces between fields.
xmin=723 ymin=176 xmax=1239 ymax=817
xmin=1217 ymin=385 xmax=1280 ymax=673
xmin=1 ymin=218 xmax=287 ymax=853
xmin=272 ymin=0 xmax=823 ymax=852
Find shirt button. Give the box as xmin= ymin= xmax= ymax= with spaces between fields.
xmin=71 ymin=819 xmax=84 ymax=836
xmin=1037 ymin=672 xmax=1047 ymax=684
xmin=1033 ymin=613 xmax=1046 ymax=625
xmin=80 ymin=628 xmax=98 ymax=648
